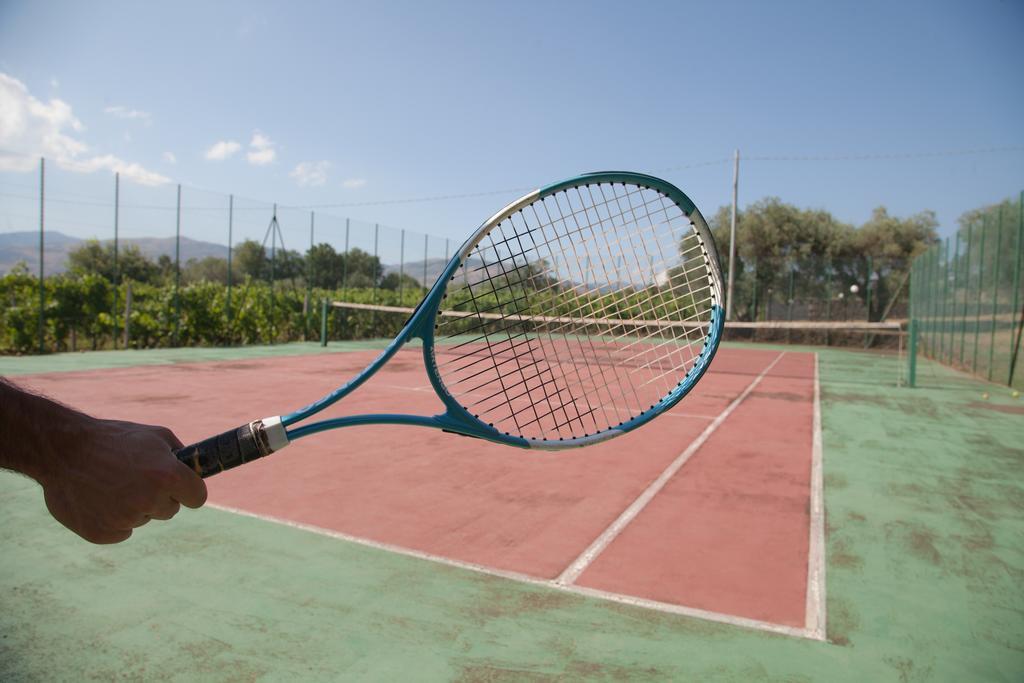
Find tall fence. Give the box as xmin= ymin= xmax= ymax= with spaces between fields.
xmin=910 ymin=191 xmax=1024 ymax=389
xmin=0 ymin=159 xmax=454 ymax=353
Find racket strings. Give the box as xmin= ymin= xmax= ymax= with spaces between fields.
xmin=435 ymin=182 xmax=717 ymax=441
xmin=444 ymin=187 xmax=701 ymax=437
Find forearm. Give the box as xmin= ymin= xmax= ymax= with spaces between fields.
xmin=0 ymin=377 xmax=92 ymax=485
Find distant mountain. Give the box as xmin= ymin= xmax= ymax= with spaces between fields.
xmin=382 ymin=256 xmax=499 ymax=286
xmin=0 ymin=231 xmax=228 ymax=275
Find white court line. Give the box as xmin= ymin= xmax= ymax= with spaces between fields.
xmin=220 ymin=348 xmax=828 ymax=641
xmin=207 ymin=501 xmax=817 ymax=640
xmin=805 ymin=353 xmax=828 ymax=640
xmin=555 ymin=351 xmax=787 ymax=586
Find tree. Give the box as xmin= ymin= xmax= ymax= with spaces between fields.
xmin=66 ymin=240 xmax=159 ymax=283
xmin=845 ymin=207 xmax=938 ymax=320
xmin=233 ymin=240 xmax=267 ymax=280
xmin=339 ymin=247 xmax=382 ymax=287
xmin=379 ymin=271 xmax=422 ymax=291
xmin=709 ymin=198 xmax=853 ymax=320
xmin=307 ymin=243 xmax=344 ymax=289
xmin=183 ymin=256 xmax=230 ymax=284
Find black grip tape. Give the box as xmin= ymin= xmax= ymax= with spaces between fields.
xmin=174 ymin=421 xmax=273 ymax=478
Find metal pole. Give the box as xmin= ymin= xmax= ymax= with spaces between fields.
xmin=727 ymin=149 xmax=739 ymax=320
xmin=973 ymin=217 xmax=986 ymax=372
xmin=124 ymin=281 xmax=132 ymax=348
xmin=948 ymin=235 xmax=959 ymax=364
xmin=825 ymin=261 xmax=832 ymax=346
xmin=320 ymin=298 xmax=328 ymax=347
xmin=960 ymin=221 xmax=973 ymax=366
xmin=865 ymin=254 xmax=873 ymax=321
xmin=372 ymin=224 xmax=380 ymax=336
xmin=113 ymin=172 xmax=120 ymax=349
xmin=342 ymin=218 xmax=350 ymax=290
xmin=940 ymin=238 xmax=950 ymax=362
xmin=174 ymin=184 xmax=181 ymax=346
xmin=226 ymin=195 xmax=233 ymax=323
xmin=38 ymin=157 xmax=45 ymax=354
xmin=399 ymin=228 xmax=405 ymax=304
xmin=1009 ymin=190 xmax=1024 ymax=386
xmin=269 ymin=204 xmax=277 ymax=343
xmin=988 ymin=207 xmax=1003 ymax=380
xmin=308 ymin=211 xmax=314 ymax=341
xmin=787 ymin=265 xmax=794 ymax=344
xmin=908 ymin=318 xmax=918 ymax=388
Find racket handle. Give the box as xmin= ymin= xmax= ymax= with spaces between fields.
xmin=174 ymin=417 xmax=288 ymax=478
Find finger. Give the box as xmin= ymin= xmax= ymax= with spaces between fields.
xmin=169 ymin=461 xmax=208 ymax=509
xmin=80 ymin=527 xmax=133 ymax=545
xmin=132 ymin=514 xmax=152 ymax=529
xmin=148 ymin=497 xmax=181 ymax=521
xmin=156 ymin=426 xmax=185 ymax=450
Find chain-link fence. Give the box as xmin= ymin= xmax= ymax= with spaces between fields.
xmin=910 ymin=192 xmax=1024 ymax=389
xmin=0 ymin=159 xmax=453 ymax=353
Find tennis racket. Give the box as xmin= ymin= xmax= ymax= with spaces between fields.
xmin=175 ymin=171 xmax=724 ymax=477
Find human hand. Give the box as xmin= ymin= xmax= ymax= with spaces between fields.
xmin=39 ymin=418 xmax=208 ymax=544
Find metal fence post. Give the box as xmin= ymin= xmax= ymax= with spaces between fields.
xmin=226 ymin=194 xmax=234 ymax=324
xmin=372 ymin=223 xmax=379 ymax=336
xmin=173 ymin=184 xmax=181 ymax=346
xmin=38 ymin=157 xmax=45 ymax=354
xmin=948 ymin=236 xmax=959 ymax=364
xmin=113 ymin=172 xmax=120 ymax=349
xmin=960 ymin=222 xmax=973 ymax=366
xmin=399 ymin=228 xmax=405 ymax=304
xmin=320 ymin=298 xmax=328 ymax=347
xmin=908 ymin=317 xmax=918 ymax=388
xmin=1009 ymin=190 xmax=1024 ymax=386
xmin=973 ymin=216 xmax=986 ymax=372
xmin=988 ymin=207 xmax=1003 ymax=380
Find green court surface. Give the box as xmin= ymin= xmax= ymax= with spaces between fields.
xmin=2 ymin=343 xmax=1022 ymax=681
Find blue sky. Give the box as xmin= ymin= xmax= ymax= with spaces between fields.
xmin=0 ymin=0 xmax=1022 ymax=250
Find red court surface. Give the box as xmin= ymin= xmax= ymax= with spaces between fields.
xmin=16 ymin=346 xmax=820 ymax=635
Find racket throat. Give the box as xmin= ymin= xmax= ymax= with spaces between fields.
xmin=259 ymin=415 xmax=290 ymax=453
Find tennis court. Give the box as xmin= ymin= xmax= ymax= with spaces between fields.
xmin=2 ymin=333 xmax=1022 ymax=680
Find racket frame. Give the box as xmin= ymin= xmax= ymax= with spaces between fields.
xmin=280 ymin=171 xmax=724 ymax=451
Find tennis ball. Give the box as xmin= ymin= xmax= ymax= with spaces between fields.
xmin=1013 ymin=390 xmax=1020 ymax=399
xmin=981 ymin=392 xmax=990 ymax=400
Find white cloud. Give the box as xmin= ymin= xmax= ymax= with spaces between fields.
xmin=290 ymin=160 xmax=330 ymax=187
xmin=60 ymin=154 xmax=170 ymax=186
xmin=246 ymin=131 xmax=276 ymax=166
xmin=50 ymin=77 xmax=59 ymax=89
xmin=342 ymin=178 xmax=367 ymax=189
xmin=163 ymin=151 xmax=177 ymax=164
xmin=0 ymin=72 xmax=169 ymax=186
xmin=104 ymin=105 xmax=151 ymax=122
xmin=204 ymin=139 xmax=241 ymax=161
